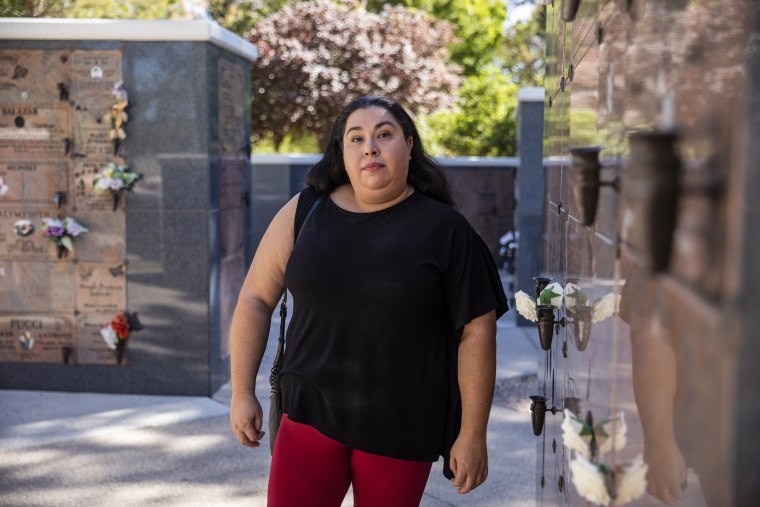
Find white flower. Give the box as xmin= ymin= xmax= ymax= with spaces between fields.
xmin=109 ymin=178 xmax=125 ymax=191
xmin=561 ymin=410 xmax=627 ymax=458
xmin=592 ymin=293 xmax=621 ymax=323
xmin=514 ymin=291 xmax=537 ymax=322
xmin=94 ymin=177 xmax=110 ymax=191
xmin=615 ymin=455 xmax=648 ymax=505
xmin=569 ymin=454 xmax=611 ymax=506
xmin=100 ymin=325 xmax=118 ymax=350
xmin=539 ymin=282 xmax=564 ymax=308
xmin=564 ymin=283 xmax=588 ymax=309
xmin=562 ymin=409 xmax=591 ymax=457
xmin=43 ymin=217 xmax=64 ymax=229
xmin=597 ymin=411 xmax=627 ymax=456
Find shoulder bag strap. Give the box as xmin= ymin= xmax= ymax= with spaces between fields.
xmin=270 ymin=193 xmax=325 ymax=390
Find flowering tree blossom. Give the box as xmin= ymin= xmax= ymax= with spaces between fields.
xmin=246 ymin=0 xmax=461 ymax=149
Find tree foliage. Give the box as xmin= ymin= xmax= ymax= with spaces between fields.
xmin=246 ymin=0 xmax=461 ymax=149
xmin=366 ymin=0 xmax=506 ymax=76
xmin=426 ymin=65 xmax=519 ymax=156
xmin=1 ymin=0 xmax=69 ymax=17
xmin=1 ymin=0 xmax=178 ymax=19
xmin=500 ymin=2 xmax=545 ymax=86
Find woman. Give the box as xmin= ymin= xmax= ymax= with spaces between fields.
xmin=230 ymin=96 xmax=508 ymax=507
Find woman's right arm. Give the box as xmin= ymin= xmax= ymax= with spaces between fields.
xmin=229 ymin=195 xmax=298 ymax=448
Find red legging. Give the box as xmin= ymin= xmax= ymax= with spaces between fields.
xmin=268 ymin=414 xmax=433 ymax=507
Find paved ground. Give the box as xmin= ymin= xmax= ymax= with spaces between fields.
xmin=0 ymin=309 xmax=541 ymax=507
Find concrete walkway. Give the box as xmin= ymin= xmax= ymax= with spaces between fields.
xmin=0 ymin=312 xmax=540 ymax=507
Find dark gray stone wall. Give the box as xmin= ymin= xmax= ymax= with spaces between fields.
xmin=515 ymin=96 xmax=545 ymax=326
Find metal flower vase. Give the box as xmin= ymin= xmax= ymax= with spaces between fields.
xmin=569 ymin=147 xmax=603 ymax=226
xmin=572 ymin=304 xmax=593 ymax=351
xmin=530 ymin=395 xmax=559 ymax=436
xmin=562 ymin=0 xmax=582 ymax=22
xmin=537 ymin=306 xmax=556 ymax=351
xmin=624 ymin=131 xmax=681 ymax=272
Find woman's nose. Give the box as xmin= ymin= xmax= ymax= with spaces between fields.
xmin=364 ymin=140 xmax=378 ymax=156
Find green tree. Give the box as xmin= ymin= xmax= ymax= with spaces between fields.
xmin=426 ymin=65 xmax=519 ymax=156
xmin=208 ymin=0 xmax=296 ymax=36
xmin=1 ymin=0 xmax=178 ymax=19
xmin=366 ymin=0 xmax=506 ymax=76
xmin=1 ymin=0 xmax=69 ymax=17
xmin=500 ymin=1 xmax=545 ymax=86
xmin=247 ymin=0 xmax=461 ymax=150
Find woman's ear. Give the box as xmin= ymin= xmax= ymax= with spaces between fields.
xmin=407 ymin=136 xmax=413 ymax=152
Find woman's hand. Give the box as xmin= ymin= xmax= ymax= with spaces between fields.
xmin=448 ymin=433 xmax=488 ymax=494
xmin=449 ymin=434 xmax=488 ymax=494
xmin=644 ymin=439 xmax=687 ymax=505
xmin=230 ymin=392 xmax=265 ymax=448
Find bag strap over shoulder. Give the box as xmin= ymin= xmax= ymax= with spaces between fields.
xmin=270 ymin=190 xmax=325 ymax=391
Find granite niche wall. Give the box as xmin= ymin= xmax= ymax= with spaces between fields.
xmin=0 ymin=19 xmax=256 ymax=396
xmin=529 ymin=2 xmax=759 ymax=506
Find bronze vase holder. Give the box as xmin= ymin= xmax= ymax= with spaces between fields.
xmin=537 ymin=306 xmax=567 ymax=351
xmin=624 ymin=131 xmax=681 ymax=272
xmin=61 ymin=346 xmax=72 ymax=365
xmin=111 ymin=192 xmax=120 ymax=211
xmin=569 ymin=146 xmax=620 ymax=227
xmin=530 ymin=395 xmax=559 ymax=436
xmin=115 ymin=346 xmax=126 ymax=366
xmin=562 ymin=0 xmax=582 ymax=22
xmin=571 ymin=304 xmax=593 ymax=351
xmin=55 ymin=243 xmax=67 ymax=259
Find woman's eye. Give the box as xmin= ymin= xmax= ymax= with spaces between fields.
xmin=378 ymin=131 xmax=390 ymax=138
xmin=350 ymin=136 xmax=362 ymax=143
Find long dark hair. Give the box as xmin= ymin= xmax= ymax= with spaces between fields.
xmin=305 ymin=96 xmax=454 ymax=206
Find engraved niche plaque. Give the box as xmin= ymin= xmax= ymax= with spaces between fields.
xmin=0 ymin=314 xmax=76 ymax=364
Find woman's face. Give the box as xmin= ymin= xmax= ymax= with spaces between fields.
xmin=341 ymin=106 xmax=413 ymax=204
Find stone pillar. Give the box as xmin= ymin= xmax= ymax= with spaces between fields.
xmin=0 ymin=19 xmax=257 ymax=396
xmin=514 ymin=87 xmax=545 ymax=326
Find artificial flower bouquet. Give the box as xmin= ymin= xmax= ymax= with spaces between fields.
xmin=41 ymin=216 xmax=88 ymax=258
xmin=562 ymin=410 xmax=647 ymax=506
xmin=93 ymin=162 xmax=140 ymax=210
xmin=100 ymin=312 xmax=142 ymax=365
xmin=514 ymin=282 xmax=621 ymax=323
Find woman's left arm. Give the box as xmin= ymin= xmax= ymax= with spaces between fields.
xmin=449 ymin=309 xmax=497 ymax=494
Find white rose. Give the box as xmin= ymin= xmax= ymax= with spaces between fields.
xmin=569 ymin=454 xmax=611 ymax=506
xmin=539 ymin=282 xmax=564 ymax=308
xmin=597 ymin=411 xmax=627 ymax=456
xmin=100 ymin=325 xmax=118 ymax=350
xmin=94 ymin=177 xmax=111 ymax=192
xmin=564 ymin=283 xmax=588 ymax=310
xmin=614 ymin=455 xmax=648 ymax=505
xmin=514 ymin=291 xmax=538 ymax=322
xmin=592 ymin=293 xmax=621 ymax=323
xmin=561 ymin=409 xmax=591 ymax=457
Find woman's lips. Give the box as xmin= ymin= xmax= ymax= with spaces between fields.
xmin=363 ymin=163 xmax=384 ymax=172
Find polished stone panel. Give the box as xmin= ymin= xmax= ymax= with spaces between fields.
xmin=0 ymin=161 xmax=68 ymax=204
xmin=0 ymin=260 xmax=76 ymax=313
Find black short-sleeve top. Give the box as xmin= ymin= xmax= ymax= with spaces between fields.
xmin=281 ymin=187 xmax=508 ymax=462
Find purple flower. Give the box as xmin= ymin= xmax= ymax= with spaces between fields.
xmin=46 ymin=225 xmax=64 ymax=237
